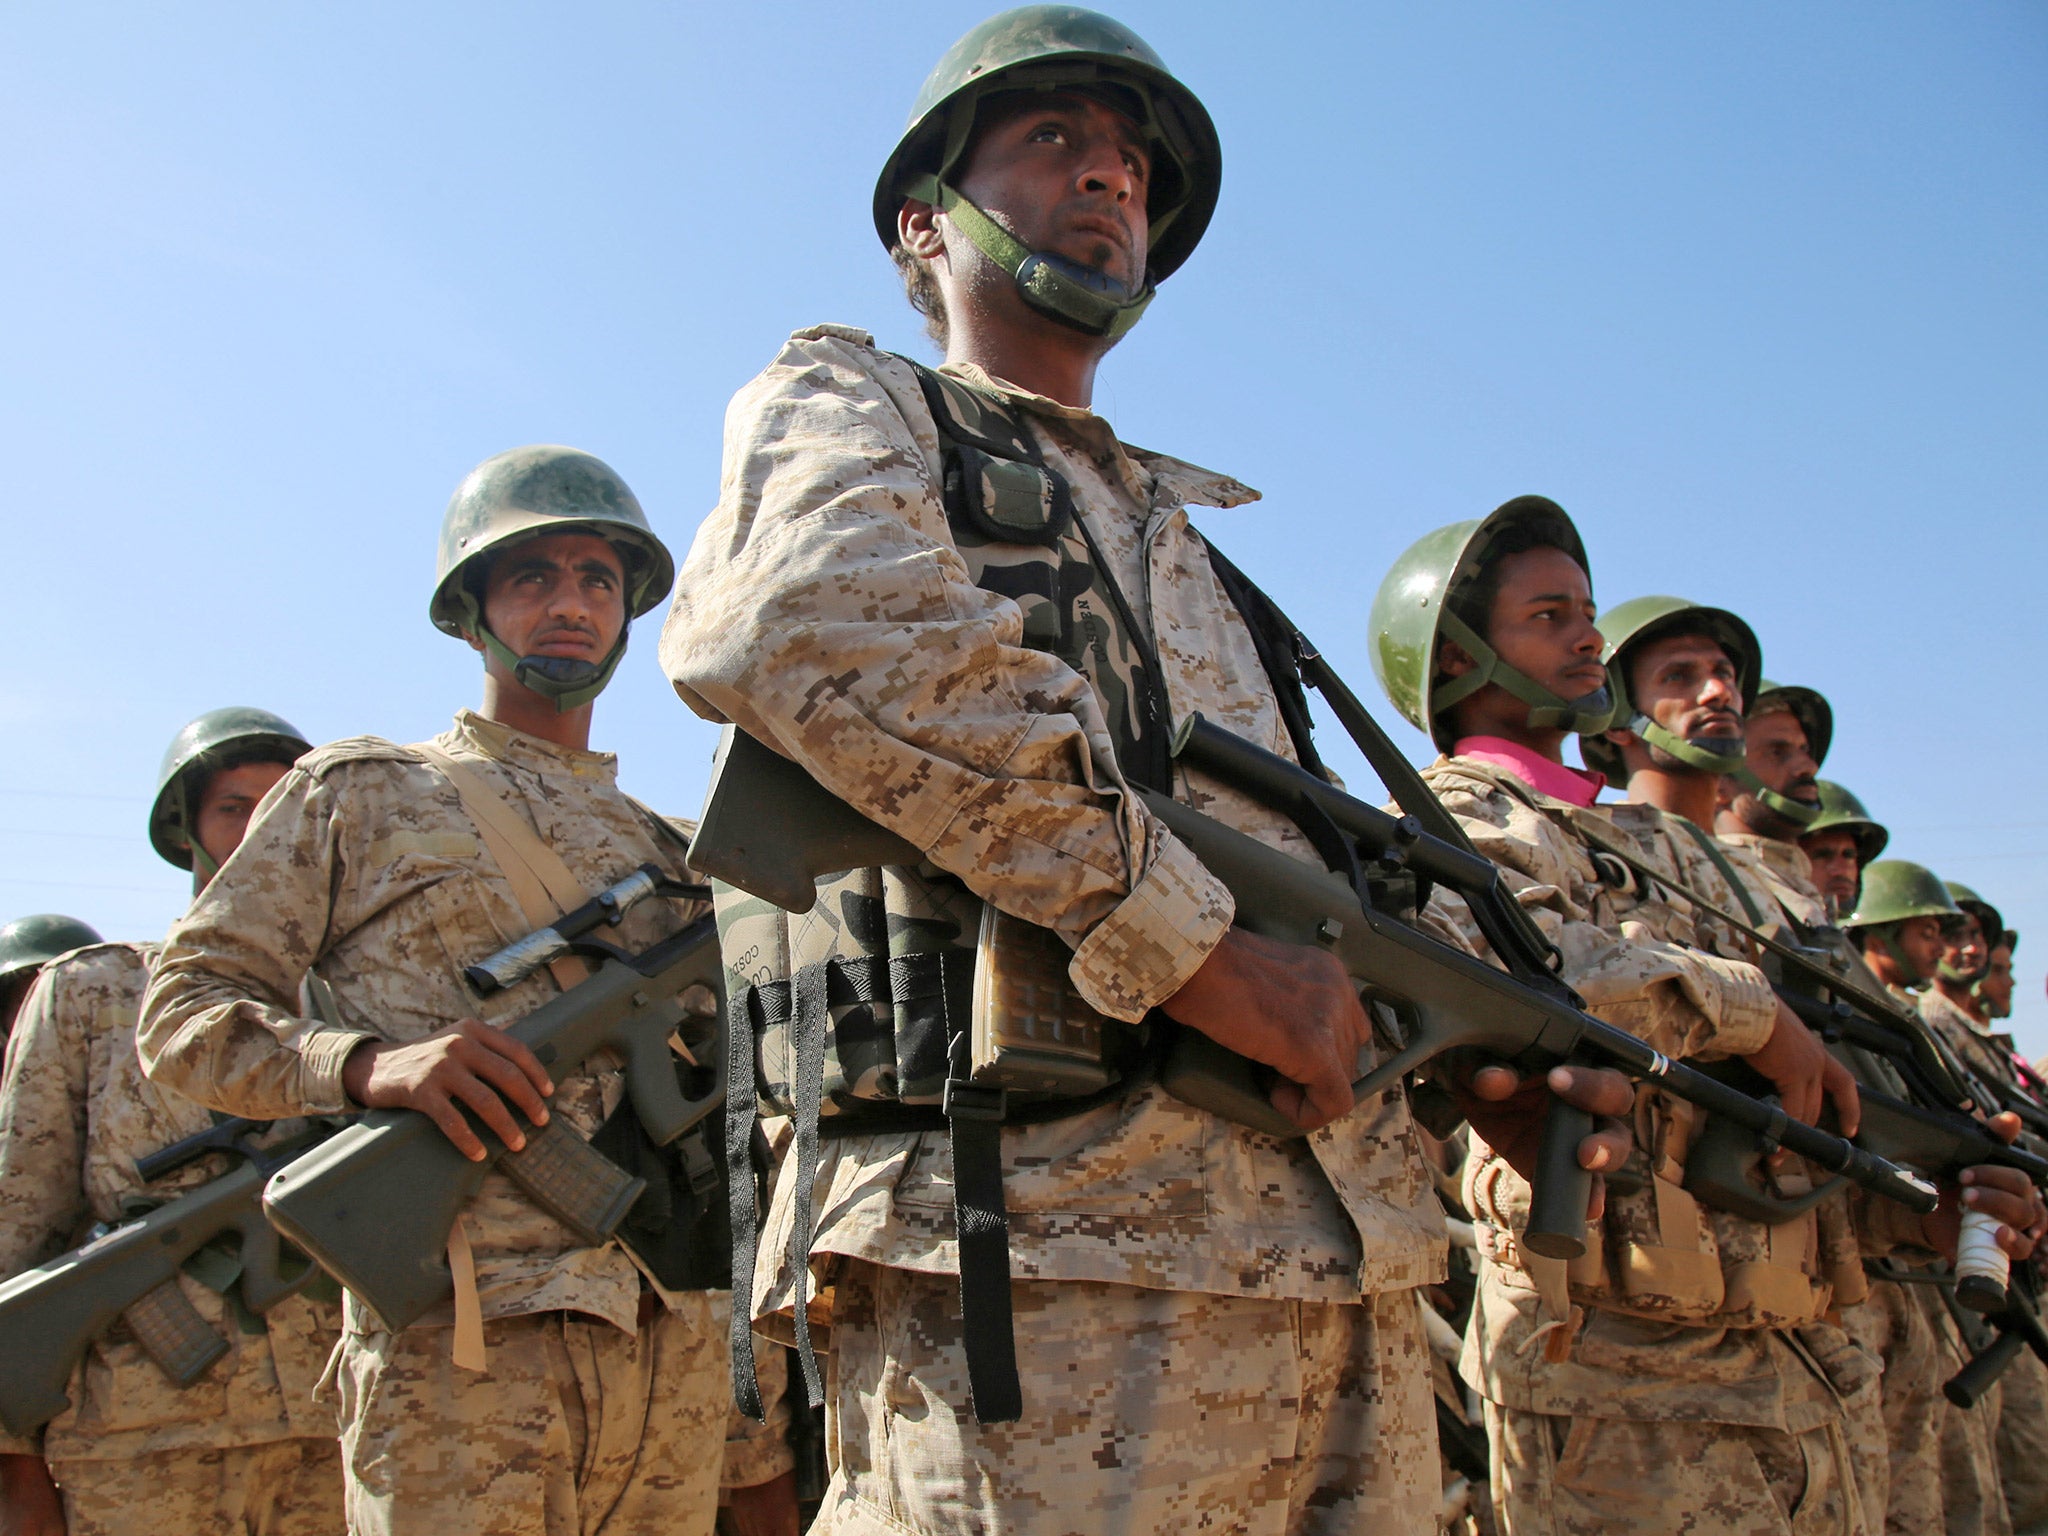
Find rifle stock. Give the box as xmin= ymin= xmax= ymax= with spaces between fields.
xmin=0 ymin=1121 xmax=331 ymax=1438
xmin=261 ymin=912 xmax=726 ymax=1331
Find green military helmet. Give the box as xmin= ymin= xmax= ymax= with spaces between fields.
xmin=1804 ymin=780 xmax=1890 ymax=866
xmin=0 ymin=913 xmax=103 ymax=986
xmin=873 ymin=5 xmax=1222 ymax=340
xmin=429 ymin=446 xmax=676 ymax=714
xmin=149 ymin=707 xmax=313 ymax=878
xmin=1844 ymin=859 xmax=1961 ymax=931
xmin=1730 ymin=679 xmax=1833 ymax=830
xmin=1368 ymin=495 xmax=1615 ymax=753
xmin=1943 ymin=881 xmax=2005 ymax=963
xmin=1581 ymin=594 xmax=1761 ymax=781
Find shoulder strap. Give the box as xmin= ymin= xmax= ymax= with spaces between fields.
xmin=1676 ymin=819 xmax=1770 ymax=931
xmin=411 ymin=742 xmax=590 ymax=989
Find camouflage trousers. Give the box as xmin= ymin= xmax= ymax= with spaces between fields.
xmin=1483 ymin=1401 xmax=1866 ymax=1536
xmin=1852 ymin=1282 xmax=2013 ymax=1536
xmin=334 ymin=1297 xmax=728 ymax=1536
xmin=808 ymin=1259 xmax=1440 ymax=1536
xmin=1994 ymin=1345 xmax=2048 ymax=1532
xmin=52 ymin=1437 xmax=344 ymax=1536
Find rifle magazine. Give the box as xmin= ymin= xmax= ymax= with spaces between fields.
xmin=123 ymin=1277 xmax=228 ymax=1387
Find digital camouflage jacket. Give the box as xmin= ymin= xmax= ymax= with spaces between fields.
xmin=659 ymin=324 xmax=1446 ymax=1317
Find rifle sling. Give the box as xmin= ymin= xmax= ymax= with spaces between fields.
xmin=410 ymin=741 xmax=610 ymax=1371
xmin=412 ymin=743 xmax=591 ymax=991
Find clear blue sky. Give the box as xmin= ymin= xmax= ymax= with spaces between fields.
xmin=4 ymin=4 xmax=2044 ymax=1050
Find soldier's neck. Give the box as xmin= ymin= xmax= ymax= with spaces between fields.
xmin=946 ymin=311 xmax=1107 ymax=410
xmin=478 ymin=675 xmax=594 ymax=753
xmin=1625 ymin=766 xmax=1722 ymax=832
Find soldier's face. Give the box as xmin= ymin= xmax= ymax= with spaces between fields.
xmin=1799 ymin=829 xmax=1861 ymax=905
xmin=1477 ymin=546 xmax=1606 ymax=703
xmin=1886 ymin=915 xmax=1947 ymax=983
xmin=0 ymin=972 xmax=31 ymax=1040
xmin=194 ymin=760 xmax=292 ymax=877
xmin=1940 ymin=912 xmax=1989 ymax=976
xmin=477 ymin=532 xmax=627 ymax=667
xmin=1982 ymin=945 xmax=2015 ymax=1018
xmin=950 ymin=91 xmax=1151 ymax=291
xmin=1625 ymin=633 xmax=1745 ymax=750
xmin=1743 ymin=709 xmax=1819 ymax=801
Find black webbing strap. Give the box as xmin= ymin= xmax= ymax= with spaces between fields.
xmin=786 ymin=961 xmax=830 ymax=1408
xmin=944 ymin=1045 xmax=1021 ymax=1422
xmin=725 ymin=983 xmax=764 ymax=1417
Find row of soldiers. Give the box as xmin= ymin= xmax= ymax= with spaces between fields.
xmin=2 ymin=6 xmax=2043 ymax=1535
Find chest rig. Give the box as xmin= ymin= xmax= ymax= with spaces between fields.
xmin=720 ymin=362 xmax=1322 ymax=1426
xmin=1472 ymin=785 xmax=1847 ymax=1333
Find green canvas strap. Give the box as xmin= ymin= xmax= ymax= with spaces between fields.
xmin=906 ymin=175 xmax=1155 ymax=341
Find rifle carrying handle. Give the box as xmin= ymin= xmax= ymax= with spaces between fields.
xmin=123 ymin=1277 xmax=228 ymax=1388
xmin=1521 ymin=1100 xmax=1594 ymax=1261
xmin=1945 ymin=1327 xmax=2026 ymax=1408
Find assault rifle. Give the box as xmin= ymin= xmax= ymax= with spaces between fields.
xmin=690 ymin=719 xmax=1938 ymax=1265
xmin=0 ymin=1116 xmax=338 ymax=1437
xmin=261 ymin=865 xmax=725 ymax=1330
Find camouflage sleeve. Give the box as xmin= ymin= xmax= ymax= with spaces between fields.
xmin=138 ymin=768 xmax=374 ymax=1118
xmin=0 ymin=965 xmax=92 ymax=1284
xmin=658 ymin=329 xmax=1230 ymax=1023
xmin=1429 ymin=780 xmax=1776 ymax=1061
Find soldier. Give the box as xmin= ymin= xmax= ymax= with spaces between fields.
xmin=1798 ymin=781 xmax=1889 ymax=917
xmin=0 ymin=917 xmax=101 ymax=1047
xmin=0 ymin=708 xmax=346 ymax=1536
xmin=1371 ymin=505 xmax=1920 ymax=1534
xmin=1702 ymin=676 xmax=2028 ymax=1535
xmin=659 ymin=13 xmax=1629 ymax=1532
xmin=137 ymin=448 xmax=794 ymax=1536
xmin=1919 ymin=884 xmax=2048 ymax=1534
xmin=1846 ymin=862 xmax=2023 ymax=1536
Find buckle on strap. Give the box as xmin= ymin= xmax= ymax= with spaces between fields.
xmin=942 ymin=1078 xmax=1007 ymax=1123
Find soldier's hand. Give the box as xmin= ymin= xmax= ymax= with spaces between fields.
xmin=340 ymin=1018 xmax=554 ymax=1161
xmin=1743 ymin=1001 xmax=1859 ymax=1156
xmin=717 ymin=1470 xmax=799 ymax=1536
xmin=0 ymin=1452 xmax=65 ymax=1536
xmin=1921 ymin=1111 xmax=2048 ymax=1261
xmin=1454 ymin=1063 xmax=1636 ymax=1222
xmin=1162 ymin=927 xmax=1369 ymax=1132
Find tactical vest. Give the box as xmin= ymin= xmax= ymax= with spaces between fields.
xmin=1465 ymin=781 xmax=1852 ymax=1333
xmin=719 ymin=361 xmax=1322 ymax=1425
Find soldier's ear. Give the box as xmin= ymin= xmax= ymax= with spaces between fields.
xmin=1436 ymin=637 xmax=1477 ymax=680
xmin=899 ymin=199 xmax=946 ymax=261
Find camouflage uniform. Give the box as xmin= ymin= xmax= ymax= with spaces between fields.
xmin=1722 ymin=832 xmax=1985 ymax=1536
xmin=660 ymin=325 xmax=1446 ymax=1533
xmin=1920 ymin=986 xmax=2048 ymax=1533
xmin=0 ymin=942 xmax=344 ymax=1535
xmin=138 ymin=711 xmax=790 ymax=1535
xmin=1422 ymin=755 xmax=1877 ymax=1536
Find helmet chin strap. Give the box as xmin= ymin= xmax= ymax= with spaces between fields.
xmin=1734 ymin=770 xmax=1822 ymax=829
xmin=466 ymin=607 xmax=627 ymax=714
xmin=1941 ymin=955 xmax=1991 ymax=987
xmin=915 ymin=178 xmax=1154 ymax=341
xmin=1631 ymin=714 xmax=1748 ymax=775
xmin=1433 ymin=612 xmax=1617 ymax=737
